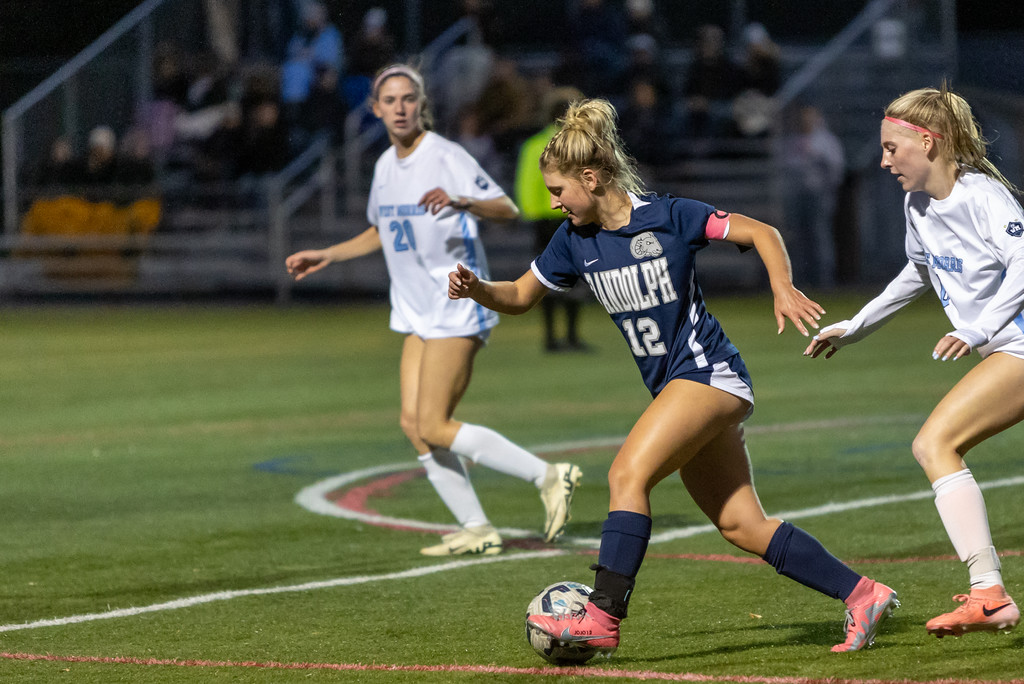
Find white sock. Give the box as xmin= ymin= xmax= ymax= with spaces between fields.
xmin=450 ymin=423 xmax=550 ymax=487
xmin=418 ymin=450 xmax=488 ymax=529
xmin=932 ymin=469 xmax=1003 ymax=588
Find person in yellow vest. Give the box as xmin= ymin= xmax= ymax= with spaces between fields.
xmin=515 ymin=86 xmax=590 ymax=352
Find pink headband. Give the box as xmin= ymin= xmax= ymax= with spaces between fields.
xmin=372 ymin=65 xmax=424 ymax=97
xmin=884 ymin=116 xmax=944 ymax=139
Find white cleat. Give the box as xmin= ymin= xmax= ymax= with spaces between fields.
xmin=540 ymin=463 xmax=582 ymax=542
xmin=420 ymin=525 xmax=503 ymax=556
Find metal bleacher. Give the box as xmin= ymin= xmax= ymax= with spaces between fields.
xmin=0 ymin=0 xmax=961 ymax=301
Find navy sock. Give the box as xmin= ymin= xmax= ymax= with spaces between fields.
xmin=597 ymin=510 xmax=652 ymax=577
xmin=762 ymin=522 xmax=861 ymax=601
xmin=590 ymin=510 xmax=651 ymax=619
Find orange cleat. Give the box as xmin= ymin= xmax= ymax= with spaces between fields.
xmin=527 ymin=602 xmax=620 ymax=651
xmin=926 ymin=586 xmax=1020 ymax=638
xmin=831 ymin=578 xmax=900 ymax=652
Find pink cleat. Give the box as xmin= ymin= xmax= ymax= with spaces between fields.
xmin=831 ymin=577 xmax=899 ymax=652
xmin=926 ymin=585 xmax=1019 ymax=638
xmin=527 ymin=602 xmax=621 ymax=651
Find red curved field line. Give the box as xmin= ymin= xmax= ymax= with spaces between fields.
xmin=2 ymin=652 xmax=1020 ymax=683
xmin=326 ymin=469 xmax=1024 ymax=566
xmin=329 ymin=470 xmax=421 ymax=514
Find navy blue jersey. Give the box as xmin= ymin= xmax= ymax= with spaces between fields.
xmin=531 ymin=193 xmax=740 ymax=395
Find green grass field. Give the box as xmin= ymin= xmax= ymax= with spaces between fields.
xmin=0 ymin=294 xmax=1021 ymax=683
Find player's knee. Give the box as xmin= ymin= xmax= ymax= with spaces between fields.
xmin=911 ymin=429 xmax=945 ymax=471
xmin=717 ymin=518 xmax=770 ymax=555
xmin=399 ymin=411 xmax=419 ymax=444
xmin=606 ymin=461 xmax=650 ymax=498
xmin=415 ymin=417 xmax=453 ymax=451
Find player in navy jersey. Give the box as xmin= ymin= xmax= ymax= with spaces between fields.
xmin=448 ymin=98 xmax=898 ymax=652
xmin=286 ymin=64 xmax=582 ymax=557
xmin=806 ymin=85 xmax=1022 ymax=638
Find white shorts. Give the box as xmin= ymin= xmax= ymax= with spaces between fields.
xmin=979 ymin=324 xmax=1024 ymax=361
xmin=389 ymin=290 xmax=498 ymax=340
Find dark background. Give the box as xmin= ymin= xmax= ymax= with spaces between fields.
xmin=2 ymin=0 xmax=1022 ymax=110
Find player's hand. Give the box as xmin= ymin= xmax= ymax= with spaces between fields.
xmin=933 ymin=335 xmax=972 ymax=361
xmin=419 ymin=187 xmax=461 ymax=215
xmin=804 ymin=325 xmax=846 ymax=359
xmin=285 ymin=249 xmax=331 ymax=281
xmin=773 ymin=285 xmax=824 ymax=337
xmin=448 ymin=263 xmax=479 ymax=300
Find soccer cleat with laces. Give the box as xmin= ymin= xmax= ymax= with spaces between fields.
xmin=527 ymin=602 xmax=621 ymax=651
xmin=926 ymin=585 xmax=1020 ymax=637
xmin=831 ymin=578 xmax=900 ymax=652
xmin=419 ymin=525 xmax=503 ymax=556
xmin=540 ymin=463 xmax=582 ymax=542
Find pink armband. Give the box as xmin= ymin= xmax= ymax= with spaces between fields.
xmin=705 ymin=211 xmax=730 ymax=240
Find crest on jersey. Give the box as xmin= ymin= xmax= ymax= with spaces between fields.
xmin=1007 ymin=221 xmax=1023 ymax=238
xmin=475 ymin=175 xmax=489 ymax=190
xmin=630 ymin=232 xmax=664 ymax=259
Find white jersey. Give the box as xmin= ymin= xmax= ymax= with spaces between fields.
xmin=367 ymin=131 xmax=503 ymax=338
xmin=904 ymin=169 xmax=1024 ymax=356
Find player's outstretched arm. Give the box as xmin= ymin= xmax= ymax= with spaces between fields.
xmin=448 ymin=264 xmax=547 ymax=315
xmin=419 ymin=188 xmax=519 ymax=221
xmin=723 ymin=213 xmax=825 ymax=336
xmin=804 ymin=324 xmax=848 ymax=359
xmin=285 ymin=227 xmax=382 ymax=281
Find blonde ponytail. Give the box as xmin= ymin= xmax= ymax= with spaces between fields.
xmin=885 ymin=84 xmax=1019 ymax=195
xmin=539 ymin=98 xmax=645 ymax=196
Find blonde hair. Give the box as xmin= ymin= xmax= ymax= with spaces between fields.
xmin=885 ymin=84 xmax=1018 ymax=195
xmin=371 ymin=63 xmax=433 ymax=131
xmin=539 ymin=98 xmax=645 ymax=196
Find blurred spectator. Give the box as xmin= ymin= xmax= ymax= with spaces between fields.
xmin=621 ymin=33 xmax=670 ymax=104
xmin=115 ymin=128 xmax=157 ymax=186
xmin=620 ymin=77 xmax=673 ymax=167
xmin=433 ymin=0 xmax=496 ymax=133
xmin=193 ymin=102 xmax=243 ymax=183
xmin=624 ymin=0 xmax=668 ymax=50
xmin=203 ymin=0 xmax=240 ymax=66
xmin=281 ymin=1 xmax=343 ymax=127
xmin=730 ymin=23 xmax=782 ymax=139
xmin=344 ymin=7 xmax=396 ymax=110
xmin=299 ymin=63 xmax=348 ymax=145
xmin=514 ymin=86 xmax=591 ymax=352
xmin=81 ymin=126 xmax=118 ymax=186
xmin=139 ymin=42 xmax=189 ymax=162
xmin=239 ymin=0 xmax=299 ymax=63
xmin=152 ymin=42 xmax=190 ymax=107
xmin=456 ymin=105 xmax=504 ymax=184
xmin=32 ymin=136 xmax=81 ymax=186
xmin=473 ymin=58 xmax=535 ymax=160
xmin=186 ymin=52 xmax=233 ymax=112
xmin=739 ymin=22 xmax=781 ymax=96
xmin=236 ymin=98 xmax=291 ymax=178
xmin=682 ymin=24 xmax=742 ymax=141
xmin=777 ymin=104 xmax=846 ymax=289
xmin=566 ymin=0 xmax=629 ymax=97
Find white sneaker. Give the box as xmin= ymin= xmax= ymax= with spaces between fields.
xmin=420 ymin=525 xmax=503 ymax=556
xmin=540 ymin=463 xmax=582 ymax=542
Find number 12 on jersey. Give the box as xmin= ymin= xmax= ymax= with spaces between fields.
xmin=622 ymin=317 xmax=667 ymax=357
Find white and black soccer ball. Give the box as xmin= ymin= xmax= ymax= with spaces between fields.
xmin=525 ymin=581 xmax=598 ymax=664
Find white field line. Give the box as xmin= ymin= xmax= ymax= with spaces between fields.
xmin=7 ymin=415 xmax=1020 ymax=635
xmin=296 ymin=413 xmax=938 ymax=545
xmin=0 ymin=550 xmax=565 ymax=633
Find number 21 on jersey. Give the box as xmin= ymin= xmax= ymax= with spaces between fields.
xmin=390 ymin=220 xmax=417 ymax=252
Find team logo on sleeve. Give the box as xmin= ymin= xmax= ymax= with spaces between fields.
xmin=475 ymin=175 xmax=489 ymax=190
xmin=630 ymin=232 xmax=664 ymax=259
xmin=1007 ymin=221 xmax=1023 ymax=238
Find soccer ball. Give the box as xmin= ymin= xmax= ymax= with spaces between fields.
xmin=525 ymin=581 xmax=598 ymax=664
